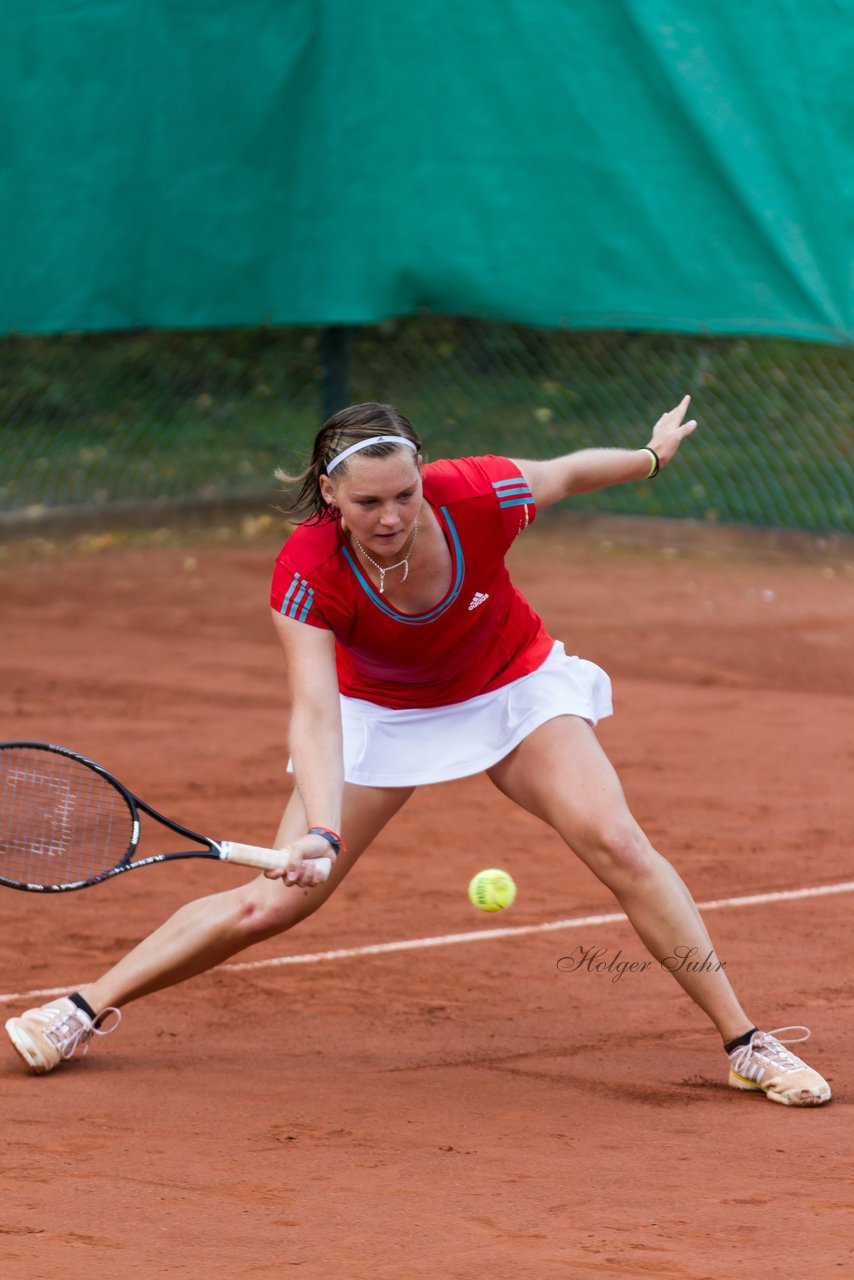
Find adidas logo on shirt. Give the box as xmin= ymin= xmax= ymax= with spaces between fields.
xmin=467 ymin=591 xmax=490 ymax=611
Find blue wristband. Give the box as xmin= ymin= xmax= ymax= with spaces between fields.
xmin=308 ymin=826 xmax=345 ymax=858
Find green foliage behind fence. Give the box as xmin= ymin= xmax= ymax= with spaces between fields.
xmin=2 ymin=321 xmax=852 ymax=533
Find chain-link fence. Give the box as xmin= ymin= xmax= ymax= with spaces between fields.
xmin=2 ymin=320 xmax=852 ymax=532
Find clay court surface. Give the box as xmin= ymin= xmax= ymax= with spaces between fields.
xmin=1 ymin=519 xmax=853 ymax=1279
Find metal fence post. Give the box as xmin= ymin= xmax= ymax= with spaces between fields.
xmin=321 ymin=325 xmax=352 ymax=422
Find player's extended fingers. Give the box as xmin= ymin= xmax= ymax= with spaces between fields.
xmin=657 ymin=394 xmax=691 ymax=430
xmin=647 ymin=397 xmax=697 ymax=466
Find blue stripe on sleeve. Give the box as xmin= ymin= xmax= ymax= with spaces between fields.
xmin=493 ymin=479 xmax=533 ymax=502
xmin=280 ymin=571 xmax=301 ymax=614
xmin=297 ymin=589 xmax=314 ymax=623
xmin=287 ymin=581 xmax=307 ymax=618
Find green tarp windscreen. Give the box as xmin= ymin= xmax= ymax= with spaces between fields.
xmin=2 ymin=1 xmax=851 ymax=341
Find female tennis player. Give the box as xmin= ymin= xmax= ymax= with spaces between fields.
xmin=5 ymin=400 xmax=830 ymax=1105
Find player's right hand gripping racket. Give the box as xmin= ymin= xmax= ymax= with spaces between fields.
xmin=0 ymin=742 xmax=333 ymax=893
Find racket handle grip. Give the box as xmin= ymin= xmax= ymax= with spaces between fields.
xmin=219 ymin=841 xmax=333 ymax=881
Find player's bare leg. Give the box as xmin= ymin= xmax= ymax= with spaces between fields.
xmin=487 ymin=715 xmax=753 ymax=1041
xmin=488 ymin=714 xmax=831 ymax=1103
xmin=76 ymin=782 xmax=412 ymax=1011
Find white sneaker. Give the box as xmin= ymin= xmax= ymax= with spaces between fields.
xmin=728 ymin=1026 xmax=831 ymax=1106
xmin=5 ymin=996 xmax=121 ymax=1075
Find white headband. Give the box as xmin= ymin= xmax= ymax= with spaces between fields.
xmin=325 ymin=435 xmax=418 ymax=474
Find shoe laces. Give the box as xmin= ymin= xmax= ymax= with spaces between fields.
xmin=44 ymin=1003 xmax=122 ymax=1061
xmin=729 ymin=1025 xmax=811 ymax=1077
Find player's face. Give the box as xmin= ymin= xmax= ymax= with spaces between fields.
xmin=324 ymin=450 xmax=423 ymax=558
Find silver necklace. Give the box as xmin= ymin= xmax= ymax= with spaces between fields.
xmin=353 ymin=520 xmax=419 ymax=594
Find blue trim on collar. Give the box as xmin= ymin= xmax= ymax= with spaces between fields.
xmin=342 ymin=506 xmax=465 ymax=624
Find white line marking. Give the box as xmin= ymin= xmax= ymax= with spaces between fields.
xmin=2 ymin=879 xmax=854 ymax=1006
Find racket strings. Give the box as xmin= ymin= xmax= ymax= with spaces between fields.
xmin=0 ymin=746 xmax=134 ymax=887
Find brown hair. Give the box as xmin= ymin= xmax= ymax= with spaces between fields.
xmin=276 ymin=402 xmax=422 ymax=523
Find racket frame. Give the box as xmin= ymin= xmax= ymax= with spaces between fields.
xmin=0 ymin=741 xmax=331 ymax=892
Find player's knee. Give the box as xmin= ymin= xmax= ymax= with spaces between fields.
xmin=583 ymin=819 xmax=653 ymax=886
xmin=234 ymin=882 xmax=320 ymax=939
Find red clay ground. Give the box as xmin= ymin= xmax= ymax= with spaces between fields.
xmin=1 ymin=520 xmax=853 ymax=1279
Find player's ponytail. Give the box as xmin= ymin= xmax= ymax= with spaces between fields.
xmin=276 ymin=403 xmax=422 ymax=524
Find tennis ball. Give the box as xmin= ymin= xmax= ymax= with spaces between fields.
xmin=468 ymin=868 xmax=517 ymax=912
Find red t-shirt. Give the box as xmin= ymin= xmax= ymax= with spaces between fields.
xmin=270 ymin=456 xmax=553 ymax=709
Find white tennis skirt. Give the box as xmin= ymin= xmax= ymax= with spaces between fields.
xmin=321 ymin=641 xmax=612 ymax=788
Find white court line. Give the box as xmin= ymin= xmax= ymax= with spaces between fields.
xmin=2 ymin=878 xmax=854 ymax=1006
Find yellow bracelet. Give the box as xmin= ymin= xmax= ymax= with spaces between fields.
xmin=639 ymin=447 xmax=660 ymax=479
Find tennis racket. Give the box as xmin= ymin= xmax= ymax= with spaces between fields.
xmin=0 ymin=741 xmax=332 ymax=893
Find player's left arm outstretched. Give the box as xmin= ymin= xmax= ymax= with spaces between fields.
xmin=513 ymin=394 xmax=698 ymax=509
